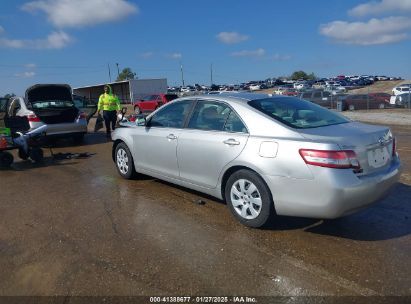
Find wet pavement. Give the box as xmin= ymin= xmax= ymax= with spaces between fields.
xmin=0 ymin=124 xmax=410 ymax=297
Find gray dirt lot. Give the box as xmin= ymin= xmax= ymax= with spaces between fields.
xmin=342 ymin=109 xmax=411 ymax=126
xmin=0 ymin=114 xmax=410 ymax=297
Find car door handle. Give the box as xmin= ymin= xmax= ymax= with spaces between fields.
xmin=167 ymin=134 xmax=178 ymax=140
xmin=223 ymin=138 xmax=240 ymax=145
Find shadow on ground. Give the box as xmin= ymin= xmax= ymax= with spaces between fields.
xmin=304 ymin=182 xmax=411 ymax=241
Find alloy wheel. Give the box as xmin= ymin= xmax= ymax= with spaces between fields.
xmin=230 ymin=179 xmax=262 ymax=220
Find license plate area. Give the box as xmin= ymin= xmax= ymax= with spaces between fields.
xmin=367 ymin=146 xmax=390 ymax=168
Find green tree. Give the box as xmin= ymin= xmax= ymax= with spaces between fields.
xmin=290 ymin=71 xmax=316 ymax=80
xmin=116 ymin=67 xmax=137 ymax=81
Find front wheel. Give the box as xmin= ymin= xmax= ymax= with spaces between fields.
xmin=225 ymin=169 xmax=275 ymax=228
xmin=134 ymin=107 xmax=141 ymax=115
xmin=115 ymin=142 xmax=135 ymax=179
xmin=349 ymin=104 xmax=355 ymax=111
xmin=378 ymin=103 xmax=385 ymax=109
xmin=0 ymin=152 xmax=14 ymax=168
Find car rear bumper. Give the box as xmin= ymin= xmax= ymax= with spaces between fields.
xmin=264 ymin=157 xmax=401 ymax=219
xmin=30 ymin=120 xmax=87 ymax=136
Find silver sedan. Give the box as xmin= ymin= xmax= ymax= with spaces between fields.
xmin=112 ymin=93 xmax=400 ymax=227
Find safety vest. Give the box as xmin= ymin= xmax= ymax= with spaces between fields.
xmin=98 ymin=93 xmax=120 ymax=111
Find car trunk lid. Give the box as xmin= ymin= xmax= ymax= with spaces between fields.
xmin=298 ymin=121 xmax=394 ymax=175
xmin=25 ymin=84 xmax=79 ymax=124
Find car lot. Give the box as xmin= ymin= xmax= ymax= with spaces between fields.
xmin=0 ymin=112 xmax=410 ymax=297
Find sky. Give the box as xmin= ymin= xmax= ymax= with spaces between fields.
xmin=1 ymin=0 xmax=411 ymax=95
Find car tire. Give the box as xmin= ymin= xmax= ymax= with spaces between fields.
xmin=379 ymin=103 xmax=385 ymax=109
xmin=225 ymin=169 xmax=275 ymax=228
xmin=29 ymin=147 xmax=44 ymax=163
xmin=0 ymin=152 xmax=14 ymax=168
xmin=115 ymin=142 xmax=135 ymax=179
xmin=349 ymin=104 xmax=355 ymax=111
xmin=134 ymin=107 xmax=141 ymax=115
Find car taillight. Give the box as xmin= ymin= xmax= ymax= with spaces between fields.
xmin=27 ymin=114 xmax=41 ymax=122
xmin=392 ymin=138 xmax=396 ymax=157
xmin=299 ymin=149 xmax=360 ymax=169
xmin=78 ymin=112 xmax=87 ymax=120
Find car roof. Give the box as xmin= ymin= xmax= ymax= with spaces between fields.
xmin=175 ymin=93 xmax=301 ymax=107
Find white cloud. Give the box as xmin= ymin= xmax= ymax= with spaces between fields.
xmin=216 ymin=31 xmax=249 ymax=44
xmin=25 ymin=63 xmax=37 ymax=68
xmin=22 ymin=0 xmax=138 ymax=28
xmin=272 ymin=53 xmax=292 ymax=61
xmin=319 ymin=16 xmax=411 ymax=45
xmin=140 ymin=52 xmax=153 ymax=59
xmin=167 ymin=53 xmax=182 ymax=59
xmin=15 ymin=71 xmax=36 ymax=78
xmin=231 ymin=48 xmax=265 ymax=57
xmin=349 ymin=0 xmax=411 ymax=17
xmin=0 ymin=31 xmax=73 ymax=49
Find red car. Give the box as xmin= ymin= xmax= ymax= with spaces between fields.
xmin=282 ymin=88 xmax=299 ymax=96
xmin=133 ymin=94 xmax=178 ymax=114
xmin=342 ymin=94 xmax=390 ymax=110
xmin=368 ymin=92 xmax=391 ymax=103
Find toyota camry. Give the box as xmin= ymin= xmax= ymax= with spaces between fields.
xmin=112 ymin=93 xmax=400 ymax=227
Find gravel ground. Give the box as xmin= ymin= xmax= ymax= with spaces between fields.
xmin=341 ymin=109 xmax=411 ymax=125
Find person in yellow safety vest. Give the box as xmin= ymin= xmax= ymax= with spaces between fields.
xmin=98 ymin=85 xmax=120 ymax=137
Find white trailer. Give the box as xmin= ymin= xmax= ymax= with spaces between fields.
xmin=73 ymin=78 xmax=168 ymax=104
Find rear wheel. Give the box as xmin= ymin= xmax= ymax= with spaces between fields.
xmin=349 ymin=104 xmax=355 ymax=111
xmin=134 ymin=107 xmax=141 ymax=115
xmin=225 ymin=169 xmax=275 ymax=228
xmin=379 ymin=103 xmax=385 ymax=109
xmin=115 ymin=142 xmax=135 ymax=179
xmin=0 ymin=152 xmax=14 ymax=168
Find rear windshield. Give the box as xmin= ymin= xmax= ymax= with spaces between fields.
xmin=31 ymin=100 xmax=74 ymax=109
xmin=248 ymin=97 xmax=349 ymax=129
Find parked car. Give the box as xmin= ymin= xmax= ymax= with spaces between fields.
xmin=112 ymin=93 xmax=400 ymax=228
xmin=281 ymin=88 xmax=299 ymax=96
xmin=249 ymin=84 xmax=261 ymax=91
xmin=342 ymin=94 xmax=390 ymax=111
xmin=133 ymin=94 xmax=178 ymax=114
xmin=7 ymin=84 xmax=94 ymax=142
xmin=299 ymin=90 xmax=339 ymax=108
xmin=392 ymin=85 xmax=411 ymax=96
xmin=368 ymin=92 xmax=391 ymax=104
xmin=324 ymin=85 xmax=346 ymax=95
xmin=392 ymin=93 xmax=411 ymax=108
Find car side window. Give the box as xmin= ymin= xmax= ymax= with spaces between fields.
xmin=187 ymin=101 xmax=230 ymax=131
xmin=223 ymin=110 xmax=247 ymax=133
xmin=148 ymin=100 xmax=192 ymax=128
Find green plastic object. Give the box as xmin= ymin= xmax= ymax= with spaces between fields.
xmin=0 ymin=127 xmax=11 ymax=136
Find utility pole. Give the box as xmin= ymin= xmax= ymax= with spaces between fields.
xmin=116 ymin=63 xmax=120 ymax=79
xmin=210 ymin=63 xmax=213 ymax=86
xmin=180 ymin=62 xmax=185 ymax=87
xmin=107 ymin=63 xmax=112 ymax=82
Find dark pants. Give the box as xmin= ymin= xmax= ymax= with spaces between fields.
xmin=103 ymin=110 xmax=117 ymax=133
